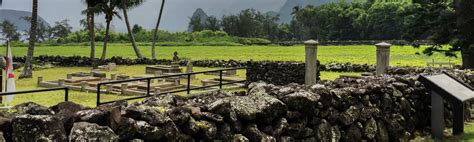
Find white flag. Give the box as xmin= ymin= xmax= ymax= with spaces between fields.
xmin=4 ymin=41 xmax=15 ymax=104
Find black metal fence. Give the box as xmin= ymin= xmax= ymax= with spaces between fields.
xmin=96 ymin=67 xmax=246 ymax=106
xmin=0 ymin=87 xmax=70 ymax=102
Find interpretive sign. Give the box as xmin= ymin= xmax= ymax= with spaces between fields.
xmin=418 ymin=72 xmax=474 ymax=139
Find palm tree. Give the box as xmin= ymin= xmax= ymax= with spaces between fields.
xmin=1 ymin=0 xmax=38 ymax=79
xmin=120 ymin=0 xmax=144 ymax=59
xmin=82 ymin=0 xmax=101 ymax=68
xmin=96 ymin=0 xmax=122 ymax=60
xmin=18 ymin=0 xmax=38 ymax=79
xmin=151 ymin=0 xmax=166 ymax=60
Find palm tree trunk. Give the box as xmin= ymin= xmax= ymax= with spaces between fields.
xmin=152 ymin=0 xmax=166 ymax=60
xmin=88 ymin=11 xmax=97 ymax=69
xmin=19 ymin=0 xmax=38 ymax=79
xmin=123 ymin=7 xmax=142 ymax=59
xmin=101 ymin=19 xmax=111 ymax=60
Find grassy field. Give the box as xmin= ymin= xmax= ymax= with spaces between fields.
xmin=0 ymin=43 xmax=461 ymax=66
xmin=8 ymin=65 xmax=247 ymax=107
xmin=5 ymin=64 xmax=353 ymax=107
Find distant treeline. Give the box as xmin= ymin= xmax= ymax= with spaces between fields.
xmin=2 ymin=1 xmax=453 ymax=45
xmin=189 ymin=1 xmax=452 ymax=42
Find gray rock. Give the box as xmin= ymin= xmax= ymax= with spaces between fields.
xmin=135 ymin=120 xmax=164 ymax=141
xmin=69 ymin=122 xmax=119 ymax=141
xmin=280 ymin=90 xmax=320 ymax=113
xmin=339 ymin=106 xmax=360 ymax=125
xmin=232 ymin=134 xmax=249 ymax=142
xmin=286 ymin=123 xmax=313 ymax=138
xmin=315 ymin=119 xmax=332 ymax=142
xmin=196 ymin=120 xmax=217 ymax=140
xmin=207 ymin=99 xmax=232 ymax=114
xmin=167 ymin=107 xmax=191 ymax=125
xmin=375 ymin=121 xmax=389 ymax=142
xmin=364 ymin=118 xmax=377 ymax=139
xmin=230 ymin=93 xmax=287 ymax=123
xmin=182 ymin=117 xmax=200 ymax=135
xmin=344 ymin=125 xmax=362 ymax=142
xmin=74 ymin=109 xmax=108 ymax=125
xmin=12 ymin=115 xmax=67 ymax=141
xmin=242 ymin=124 xmax=276 ymax=142
xmin=0 ymin=131 xmax=5 ymax=142
xmin=116 ymin=117 xmax=138 ymax=141
xmin=11 ymin=102 xmax=53 ymax=115
xmin=49 ymin=102 xmax=86 ymax=114
xmin=279 ymin=136 xmax=295 ymax=142
xmin=200 ymin=112 xmax=224 ymax=123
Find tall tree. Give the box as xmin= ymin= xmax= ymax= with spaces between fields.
xmin=1 ymin=0 xmax=38 ymax=78
xmin=151 ymin=0 xmax=165 ymax=59
xmin=82 ymin=0 xmax=101 ymax=68
xmin=455 ymin=0 xmax=474 ymax=69
xmin=203 ymin=16 xmax=220 ymax=31
xmin=50 ymin=19 xmax=73 ymax=40
xmin=96 ymin=0 xmax=122 ymax=60
xmin=119 ymin=0 xmax=144 ymax=59
xmin=18 ymin=0 xmax=38 ymax=79
xmin=0 ymin=20 xmax=21 ymax=41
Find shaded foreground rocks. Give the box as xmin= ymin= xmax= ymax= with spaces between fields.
xmin=69 ymin=122 xmax=118 ymax=141
xmin=0 ymin=70 xmax=471 ymax=141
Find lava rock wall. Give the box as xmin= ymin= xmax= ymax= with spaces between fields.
xmin=246 ymin=61 xmax=321 ymax=85
xmin=0 ymin=71 xmax=471 ymax=141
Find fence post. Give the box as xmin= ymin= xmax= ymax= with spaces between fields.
xmin=219 ymin=70 xmax=223 ymax=89
xmin=304 ymin=40 xmax=319 ymax=86
xmin=64 ymin=88 xmax=69 ymax=102
xmin=187 ymin=74 xmax=191 ymax=94
xmin=147 ymin=79 xmax=151 ymax=96
xmin=375 ymin=42 xmax=392 ymax=75
xmin=96 ymin=85 xmax=101 ymax=106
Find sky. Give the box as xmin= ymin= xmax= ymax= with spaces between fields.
xmin=0 ymin=0 xmax=286 ymax=32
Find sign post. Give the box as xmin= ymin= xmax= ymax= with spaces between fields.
xmin=418 ymin=72 xmax=474 ymax=139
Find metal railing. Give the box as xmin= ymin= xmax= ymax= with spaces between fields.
xmin=96 ymin=67 xmax=246 ymax=106
xmin=0 ymin=87 xmax=70 ymax=102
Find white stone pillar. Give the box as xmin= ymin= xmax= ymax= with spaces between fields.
xmin=304 ymin=40 xmax=319 ymax=85
xmin=375 ymin=42 xmax=392 ymax=75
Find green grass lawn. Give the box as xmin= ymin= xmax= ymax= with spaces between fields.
xmin=0 ymin=43 xmax=461 ymax=67
xmin=7 ymin=65 xmax=247 ymax=107
xmin=5 ymin=63 xmax=352 ymax=107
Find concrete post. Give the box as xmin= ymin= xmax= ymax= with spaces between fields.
xmin=81 ymin=81 xmax=87 ymax=92
xmin=106 ymin=84 xmax=113 ymax=93
xmin=304 ymin=40 xmax=319 ymax=85
xmin=431 ymin=91 xmax=444 ymax=139
xmin=58 ymin=79 xmax=65 ymax=87
xmin=111 ymin=74 xmax=117 ymax=80
xmin=37 ymin=76 xmax=43 ymax=86
xmin=375 ymin=42 xmax=392 ymax=75
xmin=121 ymin=83 xmax=128 ymax=95
xmin=67 ymin=74 xmax=73 ymax=79
xmin=154 ymin=87 xmax=161 ymax=95
xmin=187 ymin=60 xmax=195 ymax=79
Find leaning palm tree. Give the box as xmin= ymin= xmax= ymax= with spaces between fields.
xmin=151 ymin=0 xmax=166 ymax=60
xmin=119 ymin=0 xmax=144 ymax=59
xmin=82 ymin=0 xmax=102 ymax=68
xmin=18 ymin=0 xmax=38 ymax=79
xmin=96 ymin=0 xmax=122 ymax=60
